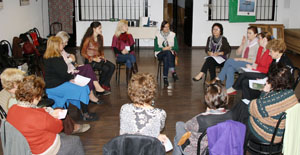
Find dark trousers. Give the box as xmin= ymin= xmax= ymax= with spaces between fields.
xmin=89 ymin=60 xmax=115 ymax=87
xmin=157 ymin=50 xmax=175 ymax=77
xmin=233 ymin=72 xmax=266 ymax=100
xmin=201 ymin=57 xmax=223 ymax=80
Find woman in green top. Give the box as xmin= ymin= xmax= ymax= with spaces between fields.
xmin=154 ymin=20 xmax=179 ymax=87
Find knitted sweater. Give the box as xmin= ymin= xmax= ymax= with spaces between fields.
xmin=248 ymin=89 xmax=298 ymax=143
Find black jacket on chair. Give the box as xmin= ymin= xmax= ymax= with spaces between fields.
xmin=103 ymin=134 xmax=166 ymax=155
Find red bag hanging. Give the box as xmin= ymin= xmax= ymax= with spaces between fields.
xmin=29 ymin=32 xmax=39 ymax=46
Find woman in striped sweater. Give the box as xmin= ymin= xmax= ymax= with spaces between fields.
xmin=246 ymin=63 xmax=298 ymax=146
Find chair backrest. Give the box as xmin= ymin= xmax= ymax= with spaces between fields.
xmin=0 ymin=40 xmax=12 ymax=57
xmin=0 ymin=105 xmax=7 ymax=120
xmin=292 ymin=67 xmax=300 ymax=90
xmin=103 ymin=134 xmax=166 ymax=155
xmin=270 ymin=112 xmax=287 ymax=146
xmin=50 ymin=22 xmax=63 ymax=36
xmin=1 ymin=120 xmax=32 ymax=155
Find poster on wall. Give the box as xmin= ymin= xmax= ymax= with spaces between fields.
xmin=20 ymin=0 xmax=30 ymax=6
xmin=0 ymin=0 xmax=3 ymax=9
xmin=237 ymin=0 xmax=256 ymax=16
xmin=229 ymin=0 xmax=256 ymax=23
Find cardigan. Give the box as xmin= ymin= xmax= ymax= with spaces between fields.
xmin=254 ymin=47 xmax=273 ymax=73
xmin=205 ymin=36 xmax=231 ymax=59
xmin=81 ymin=36 xmax=104 ymax=61
xmin=154 ymin=31 xmax=178 ymax=56
xmin=248 ymin=89 xmax=298 ymax=143
xmin=112 ymin=33 xmax=135 ymax=55
xmin=44 ymin=57 xmax=73 ymax=88
xmin=238 ymin=38 xmax=259 ymax=63
xmin=7 ymin=105 xmax=63 ymax=154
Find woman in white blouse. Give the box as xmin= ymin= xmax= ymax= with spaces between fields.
xmin=119 ymin=73 xmax=167 ymax=143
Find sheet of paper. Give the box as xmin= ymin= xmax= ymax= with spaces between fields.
xmin=240 ymin=67 xmax=260 ymax=73
xmin=58 ymin=109 xmax=68 ymax=119
xmin=163 ymin=137 xmax=173 ymax=152
xmin=242 ymin=99 xmax=250 ymax=105
xmin=249 ymin=77 xmax=267 ymax=90
xmin=204 ymin=56 xmax=225 ymax=64
xmin=74 ymin=75 xmax=91 ymax=87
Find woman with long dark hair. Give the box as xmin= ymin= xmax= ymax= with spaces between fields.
xmin=81 ymin=21 xmax=115 ymax=92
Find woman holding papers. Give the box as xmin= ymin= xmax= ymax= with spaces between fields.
xmin=7 ymin=75 xmax=85 ymax=155
xmin=154 ymin=20 xmax=179 ymax=87
xmin=44 ymin=36 xmax=98 ymax=121
xmin=112 ymin=20 xmax=138 ymax=84
xmin=120 ymin=73 xmax=168 ymax=144
xmin=81 ymin=21 xmax=115 ymax=91
xmin=233 ymin=39 xmax=293 ymax=100
xmin=57 ymin=31 xmax=110 ymax=97
xmin=193 ymin=23 xmax=231 ymax=81
xmin=215 ymin=26 xmax=259 ymax=94
xmin=230 ymin=32 xmax=273 ymax=99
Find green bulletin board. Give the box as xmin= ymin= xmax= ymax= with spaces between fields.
xmin=229 ymin=0 xmax=256 ymax=23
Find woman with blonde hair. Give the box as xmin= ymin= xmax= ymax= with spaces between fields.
xmin=0 ymin=68 xmax=25 ymax=113
xmin=112 ymin=20 xmax=138 ymax=83
xmin=80 ymin=21 xmax=115 ymax=92
xmin=44 ymin=36 xmax=97 ymax=121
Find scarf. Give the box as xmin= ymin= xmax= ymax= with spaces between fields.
xmin=208 ymin=35 xmax=223 ymax=52
xmin=17 ymin=101 xmax=38 ymax=108
xmin=160 ymin=31 xmax=170 ymax=47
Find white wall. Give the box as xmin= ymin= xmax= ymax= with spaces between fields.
xmin=0 ymin=0 xmax=49 ymax=44
xmin=192 ymin=0 xmax=300 ymax=46
xmin=75 ymin=0 xmax=163 ymax=47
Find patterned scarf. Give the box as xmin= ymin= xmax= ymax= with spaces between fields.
xmin=160 ymin=31 xmax=170 ymax=47
xmin=208 ymin=35 xmax=223 ymax=52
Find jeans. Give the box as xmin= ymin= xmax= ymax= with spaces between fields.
xmin=116 ymin=53 xmax=136 ymax=68
xmin=218 ymin=58 xmax=250 ymax=89
xmin=157 ymin=50 xmax=175 ymax=77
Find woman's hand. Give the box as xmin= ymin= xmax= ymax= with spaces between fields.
xmin=158 ymin=134 xmax=167 ymax=144
xmin=246 ymin=64 xmax=253 ymax=69
xmin=207 ymin=51 xmax=213 ymax=56
xmin=92 ymin=57 xmax=101 ymax=62
xmin=241 ymin=36 xmax=246 ymax=45
xmin=213 ymin=52 xmax=219 ymax=56
xmin=69 ymin=54 xmax=76 ymax=62
xmin=50 ymin=109 xmax=63 ymax=119
xmin=121 ymin=49 xmax=129 ymax=54
xmin=163 ymin=46 xmax=171 ymax=51
xmin=234 ymin=58 xmax=242 ymax=61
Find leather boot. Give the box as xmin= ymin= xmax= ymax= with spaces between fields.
xmin=126 ymin=67 xmax=133 ymax=85
xmin=132 ymin=63 xmax=138 ymax=74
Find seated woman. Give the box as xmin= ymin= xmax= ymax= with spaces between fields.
xmin=234 ymin=39 xmax=294 ymax=100
xmin=173 ymin=81 xmax=232 ymax=155
xmin=57 ymin=31 xmax=109 ymax=100
xmin=154 ymin=20 xmax=179 ymax=87
xmin=245 ymin=64 xmax=298 ymax=148
xmin=81 ymin=21 xmax=115 ymax=91
xmin=7 ymin=75 xmax=84 ymax=155
xmin=230 ymin=32 xmax=273 ymax=99
xmin=0 ymin=68 xmax=25 ymax=114
xmin=112 ymin=20 xmax=138 ymax=84
xmin=44 ymin=36 xmax=97 ymax=121
xmin=120 ymin=73 xmax=168 ymax=143
xmin=193 ymin=23 xmax=231 ymax=81
xmin=216 ymin=26 xmax=259 ymax=94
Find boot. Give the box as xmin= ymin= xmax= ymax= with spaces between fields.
xmin=132 ymin=63 xmax=138 ymax=74
xmin=163 ymin=77 xmax=169 ymax=87
xmin=126 ymin=67 xmax=133 ymax=85
xmin=172 ymin=72 xmax=179 ymax=82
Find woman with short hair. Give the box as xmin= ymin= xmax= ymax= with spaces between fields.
xmin=7 ymin=75 xmax=85 ymax=155
xmin=120 ymin=73 xmax=167 ymax=142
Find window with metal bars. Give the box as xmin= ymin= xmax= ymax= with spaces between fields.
xmin=76 ymin=0 xmax=149 ymax=21
xmin=208 ymin=0 xmax=277 ymax=21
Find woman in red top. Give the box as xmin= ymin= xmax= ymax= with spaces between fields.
xmin=7 ymin=75 xmax=84 ymax=155
xmin=231 ymin=32 xmax=273 ymax=100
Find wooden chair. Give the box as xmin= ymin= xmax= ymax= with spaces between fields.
xmin=249 ymin=24 xmax=285 ymax=41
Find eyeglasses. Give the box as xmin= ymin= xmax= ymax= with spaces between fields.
xmin=213 ymin=28 xmax=220 ymax=31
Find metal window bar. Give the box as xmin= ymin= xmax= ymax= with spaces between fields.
xmin=208 ymin=0 xmax=277 ymax=21
xmin=77 ymin=0 xmax=149 ymax=21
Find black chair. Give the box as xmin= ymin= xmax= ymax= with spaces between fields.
xmin=103 ymin=134 xmax=166 ymax=155
xmin=156 ymin=59 xmax=163 ymax=84
xmin=50 ymin=22 xmax=62 ymax=36
xmin=292 ymin=66 xmax=300 ymax=90
xmin=247 ymin=112 xmax=287 ymax=155
xmin=115 ymin=61 xmax=126 ymax=85
xmin=0 ymin=40 xmax=22 ymax=70
xmin=0 ymin=105 xmax=7 ymax=120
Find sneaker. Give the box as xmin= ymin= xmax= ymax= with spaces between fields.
xmin=164 ymin=78 xmax=169 ymax=87
xmin=172 ymin=72 xmax=179 ymax=81
xmin=72 ymin=124 xmax=91 ymax=134
xmin=227 ymin=87 xmax=237 ymax=95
